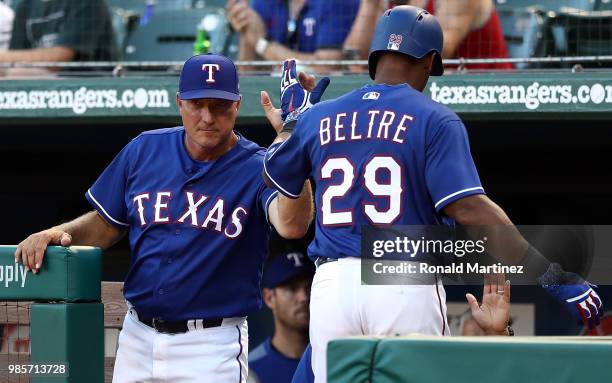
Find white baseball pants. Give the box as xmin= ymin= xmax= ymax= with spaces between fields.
xmin=309 ymin=257 xmax=449 ymax=383
xmin=112 ymin=309 xmax=248 ymax=383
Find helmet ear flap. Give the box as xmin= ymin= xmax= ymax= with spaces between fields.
xmin=431 ymin=52 xmax=444 ymax=76
xmin=368 ymin=51 xmax=381 ymax=80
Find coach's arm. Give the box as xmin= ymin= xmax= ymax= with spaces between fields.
xmin=265 ymin=129 xmax=314 ymax=240
xmin=15 ymin=211 xmax=126 ymax=274
xmin=268 ymin=186 xmax=314 ymax=240
xmin=260 ymin=87 xmax=314 ymax=240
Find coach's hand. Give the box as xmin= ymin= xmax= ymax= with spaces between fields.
xmin=466 ymin=273 xmax=510 ymax=335
xmin=538 ymin=263 xmax=603 ymax=329
xmin=14 ymin=229 xmax=72 ymax=274
xmin=260 ymin=91 xmax=283 ymax=134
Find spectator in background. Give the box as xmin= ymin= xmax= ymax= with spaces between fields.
xmin=0 ymin=1 xmax=14 ymax=51
xmin=0 ymin=0 xmax=117 ymax=76
xmin=249 ymin=237 xmax=315 ymax=383
xmin=344 ymin=0 xmax=512 ymax=71
xmin=226 ymin=0 xmax=360 ymax=72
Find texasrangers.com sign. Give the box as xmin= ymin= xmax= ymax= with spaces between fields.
xmin=0 ymin=86 xmax=172 ymax=115
xmin=426 ymin=73 xmax=612 ymax=113
xmin=0 ymin=74 xmax=610 ymax=118
xmin=428 ymin=81 xmax=612 ymax=111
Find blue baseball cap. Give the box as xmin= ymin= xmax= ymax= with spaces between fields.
xmin=263 ymin=251 xmax=315 ymax=289
xmin=178 ymin=53 xmax=241 ymax=101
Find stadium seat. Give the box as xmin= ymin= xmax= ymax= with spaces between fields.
xmin=597 ymin=0 xmax=612 ymax=10
xmin=123 ymin=8 xmax=231 ymax=61
xmin=547 ymin=7 xmax=612 ymax=66
xmin=495 ymin=0 xmax=598 ymax=11
xmin=193 ymin=0 xmax=228 ymax=8
xmin=106 ymin=0 xmax=146 ymax=13
xmin=497 ymin=5 xmax=548 ymax=68
xmin=107 ymin=0 xmax=193 ymax=14
xmin=110 ymin=7 xmax=140 ymax=54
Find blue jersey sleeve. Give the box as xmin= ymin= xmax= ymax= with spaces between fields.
xmin=425 ymin=119 xmax=484 ymax=212
xmin=260 ymin=184 xmax=279 ymax=224
xmin=316 ymin=0 xmax=359 ymax=49
xmin=263 ymin=120 xmax=312 ymax=199
xmin=85 ymin=141 xmax=134 ymax=229
xmin=291 ymin=344 xmax=314 ymax=383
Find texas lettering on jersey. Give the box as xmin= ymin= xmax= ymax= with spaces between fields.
xmin=132 ymin=191 xmax=246 ymax=238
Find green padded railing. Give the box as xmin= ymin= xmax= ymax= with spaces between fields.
xmin=0 ymin=245 xmax=104 ymax=383
xmin=328 ymin=336 xmax=612 ymax=383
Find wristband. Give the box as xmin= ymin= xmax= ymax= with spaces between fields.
xmin=281 ymin=120 xmax=297 ymax=135
xmin=255 ymin=37 xmax=269 ymax=56
xmin=520 ymin=245 xmax=551 ymax=280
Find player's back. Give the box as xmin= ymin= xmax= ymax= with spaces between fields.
xmin=299 ymin=83 xmax=483 ymax=259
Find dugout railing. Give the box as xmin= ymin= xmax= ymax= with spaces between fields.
xmin=0 ymin=246 xmax=104 ymax=383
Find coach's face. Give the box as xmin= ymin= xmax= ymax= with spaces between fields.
xmin=177 ymin=95 xmax=240 ymax=160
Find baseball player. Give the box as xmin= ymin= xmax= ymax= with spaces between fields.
xmin=261 ymin=6 xmax=603 ymax=382
xmin=249 ymin=237 xmax=315 ymax=383
xmin=14 ymin=53 xmax=323 ymax=382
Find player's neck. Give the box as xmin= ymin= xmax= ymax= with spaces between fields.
xmin=374 ymin=73 xmax=425 ymax=92
xmin=271 ymin=326 xmax=309 ymax=359
xmin=373 ymin=55 xmax=430 ymax=92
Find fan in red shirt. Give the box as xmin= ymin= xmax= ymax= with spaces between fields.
xmin=344 ymin=0 xmax=513 ymax=71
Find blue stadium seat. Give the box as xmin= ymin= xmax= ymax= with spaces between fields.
xmin=123 ymin=7 xmax=231 ymax=61
xmin=497 ymin=5 xmax=548 ymax=68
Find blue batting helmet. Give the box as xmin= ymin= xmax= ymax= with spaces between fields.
xmin=368 ymin=5 xmax=444 ymax=79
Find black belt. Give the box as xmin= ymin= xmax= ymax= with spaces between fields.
xmin=135 ymin=312 xmax=223 ymax=334
xmin=315 ymin=257 xmax=338 ymax=268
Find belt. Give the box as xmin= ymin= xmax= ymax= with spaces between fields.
xmin=315 ymin=257 xmax=338 ymax=268
xmin=134 ymin=311 xmax=223 ymax=334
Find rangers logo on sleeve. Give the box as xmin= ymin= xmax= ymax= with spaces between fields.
xmin=388 ymin=34 xmax=403 ymax=50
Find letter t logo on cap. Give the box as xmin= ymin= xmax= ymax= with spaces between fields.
xmin=202 ymin=63 xmax=221 ymax=83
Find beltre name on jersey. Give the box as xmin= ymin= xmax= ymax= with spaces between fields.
xmin=318 ymin=93 xmax=411 ymax=145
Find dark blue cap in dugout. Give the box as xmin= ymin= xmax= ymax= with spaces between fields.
xmin=179 ymin=53 xmax=241 ymax=101
xmin=263 ymin=251 xmax=315 ymax=289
